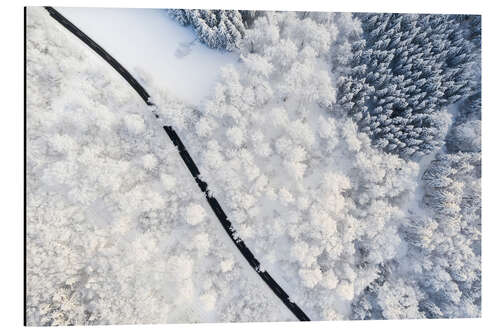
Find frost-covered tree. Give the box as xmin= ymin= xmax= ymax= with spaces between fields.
xmin=168 ymin=9 xmax=255 ymax=51
xmin=337 ymin=13 xmax=481 ymax=158
xmin=423 ymin=153 xmax=480 ymax=316
xmin=403 ymin=152 xmax=480 ymax=318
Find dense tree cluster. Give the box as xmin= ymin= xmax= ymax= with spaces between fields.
xmin=168 ymin=9 xmax=258 ymax=51
xmin=415 ymin=152 xmax=480 ymax=317
xmin=337 ymin=13 xmax=480 ymax=158
xmin=351 ymin=151 xmax=481 ymax=320
xmin=446 ymin=72 xmax=481 ymax=152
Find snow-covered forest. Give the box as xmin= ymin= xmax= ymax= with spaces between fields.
xmin=26 ymin=6 xmax=481 ymax=325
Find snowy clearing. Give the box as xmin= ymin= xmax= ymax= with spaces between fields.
xmin=56 ymin=6 xmax=238 ymax=106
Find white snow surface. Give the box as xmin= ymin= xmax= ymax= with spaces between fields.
xmin=56 ymin=6 xmax=238 ymax=106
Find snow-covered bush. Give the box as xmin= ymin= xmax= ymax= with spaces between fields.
xmin=184 ymin=203 xmax=207 ymax=225
xmin=337 ymin=13 xmax=480 ymax=158
xmin=168 ymin=9 xmax=257 ymax=51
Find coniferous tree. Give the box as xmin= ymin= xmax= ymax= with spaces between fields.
xmin=168 ymin=9 xmax=257 ymax=51
xmin=337 ymin=14 xmax=480 ymax=158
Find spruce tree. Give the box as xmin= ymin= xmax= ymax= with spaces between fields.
xmin=168 ymin=9 xmax=257 ymax=51
xmin=337 ymin=13 xmax=480 ymax=159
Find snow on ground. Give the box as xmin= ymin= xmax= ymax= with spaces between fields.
xmin=56 ymin=6 xmax=238 ymax=106
xmin=26 ymin=7 xmax=292 ymax=325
